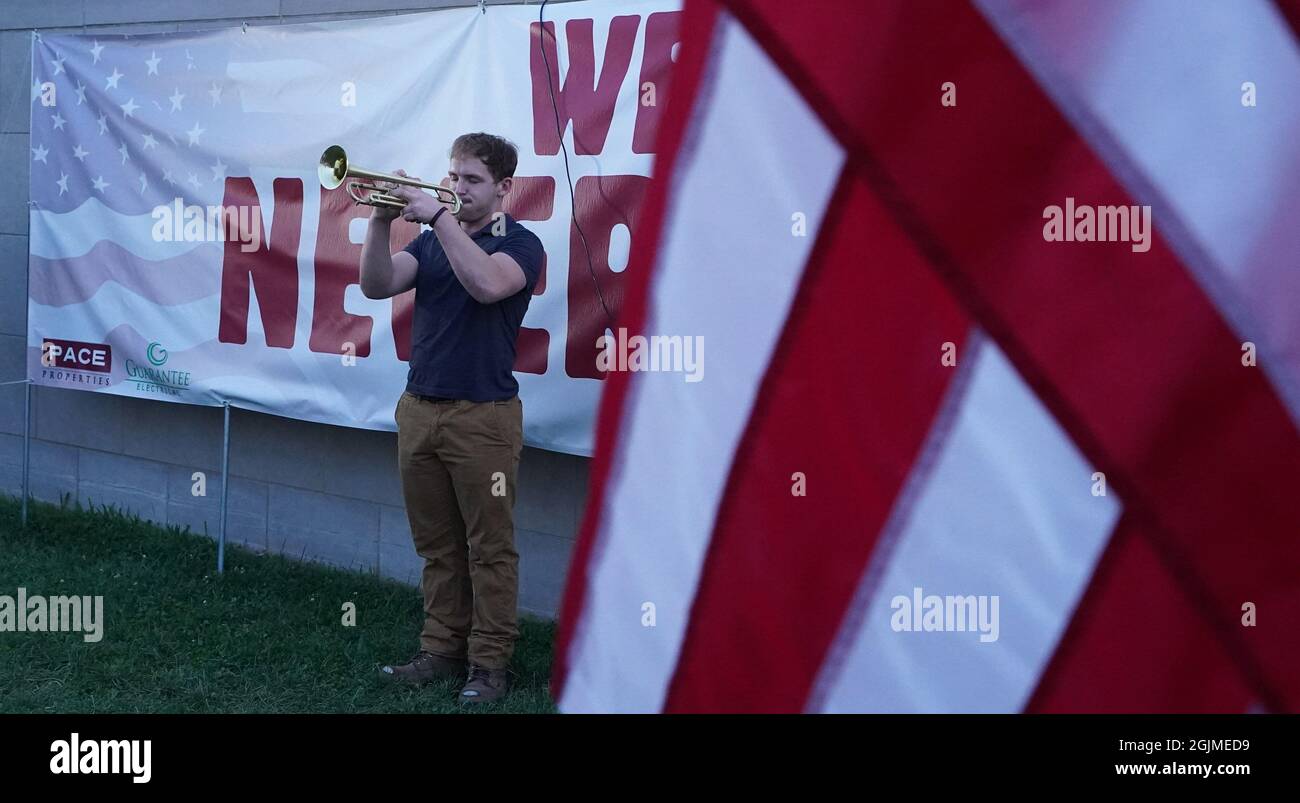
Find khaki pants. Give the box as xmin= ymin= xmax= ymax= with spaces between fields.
xmin=395 ymin=391 xmax=523 ymax=670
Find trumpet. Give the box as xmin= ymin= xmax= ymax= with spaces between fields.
xmin=318 ymin=144 xmax=461 ymax=214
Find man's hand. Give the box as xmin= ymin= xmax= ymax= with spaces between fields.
xmin=388 ymin=172 xmax=456 ymax=225
xmin=368 ymin=168 xmax=408 ymax=222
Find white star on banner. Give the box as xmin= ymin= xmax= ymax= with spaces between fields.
xmin=96 ymin=113 xmax=108 ymax=135
xmin=74 ymin=81 xmax=87 ymax=105
xmin=92 ymin=176 xmax=110 ymax=192
xmin=139 ymin=172 xmax=148 ymax=194
xmin=50 ymin=112 xmax=66 ymax=130
xmin=208 ymin=82 xmax=222 ymax=105
xmin=146 ymin=51 xmax=161 ymax=75
xmin=56 ymin=173 xmax=69 ymax=195
xmin=105 ymin=67 xmax=123 ymax=90
xmin=120 ymin=97 xmax=140 ymax=118
xmin=90 ymin=40 xmax=104 ymax=63
xmin=31 ymin=144 xmax=48 ymax=163
xmin=163 ymin=169 xmax=176 ymax=186
xmin=142 ymin=132 xmax=158 ymax=149
xmin=72 ymin=145 xmax=89 ymax=161
xmin=52 ymin=54 xmax=66 ymax=75
xmin=210 ymin=158 xmax=228 ymax=181
xmin=186 ymin=121 xmax=205 ymax=146
xmin=188 ymin=172 xmax=202 ymax=190
xmin=169 ymin=88 xmax=185 ymax=112
xmin=118 ymin=141 xmax=130 ymax=164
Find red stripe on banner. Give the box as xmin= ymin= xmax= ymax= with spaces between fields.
xmin=724 ymin=0 xmax=1300 ymax=709
xmin=1026 ymin=515 xmax=1253 ymax=713
xmin=662 ymin=167 xmax=970 ymax=713
xmin=551 ymin=0 xmax=721 ymax=703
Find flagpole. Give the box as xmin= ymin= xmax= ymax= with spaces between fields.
xmin=218 ymin=400 xmax=230 ymax=574
xmin=21 ymin=380 xmax=31 ymax=528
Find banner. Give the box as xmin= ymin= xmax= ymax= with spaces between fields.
xmin=25 ymin=0 xmax=681 ymax=456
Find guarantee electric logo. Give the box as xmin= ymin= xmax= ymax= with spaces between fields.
xmin=124 ymin=341 xmax=192 ymax=396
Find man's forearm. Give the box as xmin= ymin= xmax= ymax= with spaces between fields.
xmin=359 ymin=216 xmax=394 ymax=298
xmin=433 ymin=212 xmax=511 ymax=303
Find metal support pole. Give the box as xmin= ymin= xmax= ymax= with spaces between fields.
xmin=218 ymin=401 xmax=231 ymax=574
xmin=21 ymin=380 xmax=31 ymax=527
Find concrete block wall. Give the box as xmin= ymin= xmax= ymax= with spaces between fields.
xmin=0 ymin=0 xmax=589 ymax=618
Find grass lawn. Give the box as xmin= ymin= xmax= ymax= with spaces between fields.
xmin=0 ymin=494 xmax=557 ymax=714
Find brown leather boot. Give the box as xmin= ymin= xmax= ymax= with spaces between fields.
xmin=459 ymin=664 xmax=511 ymax=704
xmin=380 ymin=651 xmax=466 ymax=685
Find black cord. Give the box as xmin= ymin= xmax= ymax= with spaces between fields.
xmin=539 ymin=0 xmax=615 ymax=331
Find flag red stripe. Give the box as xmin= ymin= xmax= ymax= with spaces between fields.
xmin=663 ymin=167 xmax=972 ymax=712
xmin=1026 ymin=514 xmax=1253 ymax=713
xmin=725 ymin=0 xmax=1300 ymax=709
xmin=551 ymin=0 xmax=721 ymax=702
xmin=1274 ymin=0 xmax=1300 ymax=43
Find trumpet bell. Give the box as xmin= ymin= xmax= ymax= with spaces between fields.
xmin=318 ymin=145 xmax=347 ymax=191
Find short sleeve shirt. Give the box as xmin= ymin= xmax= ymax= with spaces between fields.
xmin=401 ymin=212 xmax=544 ymax=401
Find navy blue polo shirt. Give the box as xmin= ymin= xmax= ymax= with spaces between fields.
xmin=401 ymin=212 xmax=544 ymax=401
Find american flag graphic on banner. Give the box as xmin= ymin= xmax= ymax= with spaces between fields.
xmin=27 ymin=28 xmax=283 ymax=410
xmin=553 ymin=0 xmax=1300 ymax=713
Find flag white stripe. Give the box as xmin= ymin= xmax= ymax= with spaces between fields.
xmin=31 ymin=197 xmax=219 ymax=261
xmin=559 ymin=11 xmax=845 ymax=713
xmin=28 ymin=291 xmax=225 ymax=353
xmin=813 ymin=338 xmax=1122 ymax=712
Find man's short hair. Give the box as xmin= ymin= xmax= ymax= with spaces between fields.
xmin=450 ymin=133 xmax=519 ymax=183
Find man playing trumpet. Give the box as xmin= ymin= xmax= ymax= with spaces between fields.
xmin=361 ymin=133 xmax=544 ymax=705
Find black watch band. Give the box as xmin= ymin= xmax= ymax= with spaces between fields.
xmin=430 ymin=206 xmax=448 ymax=227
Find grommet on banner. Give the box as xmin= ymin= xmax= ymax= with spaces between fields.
xmin=241 ymin=21 xmax=249 ymax=34
xmin=478 ymin=0 xmax=487 ymax=14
